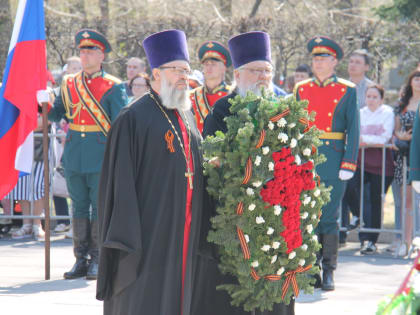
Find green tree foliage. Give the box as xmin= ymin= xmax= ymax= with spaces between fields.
xmin=376 ymin=0 xmax=420 ymax=22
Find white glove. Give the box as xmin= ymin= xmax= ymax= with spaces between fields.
xmin=413 ymin=181 xmax=420 ymax=193
xmin=36 ymin=90 xmax=50 ymax=104
xmin=339 ymin=170 xmax=354 ymax=181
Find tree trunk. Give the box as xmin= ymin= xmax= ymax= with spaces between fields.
xmin=0 ymin=0 xmax=13 ymax=74
xmin=249 ymin=0 xmax=262 ymax=18
xmin=98 ymin=0 xmax=109 ymax=36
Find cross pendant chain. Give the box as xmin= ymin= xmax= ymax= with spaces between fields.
xmin=150 ymin=92 xmax=194 ymax=190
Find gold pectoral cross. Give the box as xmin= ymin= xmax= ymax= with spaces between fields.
xmin=185 ymin=170 xmax=194 ymax=189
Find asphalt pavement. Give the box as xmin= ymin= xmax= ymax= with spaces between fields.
xmin=0 ymin=236 xmax=413 ymax=315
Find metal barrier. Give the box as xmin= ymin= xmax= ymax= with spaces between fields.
xmin=0 ymin=129 xmax=71 ymax=221
xmin=339 ymin=143 xmax=416 ymax=257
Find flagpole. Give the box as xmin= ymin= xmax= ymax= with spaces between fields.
xmin=41 ymin=100 xmax=51 ymax=280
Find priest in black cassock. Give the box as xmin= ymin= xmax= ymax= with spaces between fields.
xmin=193 ymin=32 xmax=295 ymax=315
xmin=96 ymin=29 xmax=205 ymax=315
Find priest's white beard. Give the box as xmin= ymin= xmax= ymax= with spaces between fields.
xmin=237 ymin=81 xmax=274 ymax=98
xmin=160 ymin=74 xmax=191 ymax=111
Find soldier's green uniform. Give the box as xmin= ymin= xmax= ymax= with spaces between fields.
xmin=48 ymin=29 xmax=127 ymax=280
xmin=294 ymin=36 xmax=360 ymax=291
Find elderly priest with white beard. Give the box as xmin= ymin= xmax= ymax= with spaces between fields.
xmin=96 ymin=29 xmax=205 ymax=315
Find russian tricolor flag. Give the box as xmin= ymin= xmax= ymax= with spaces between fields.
xmin=0 ymin=0 xmax=47 ymax=199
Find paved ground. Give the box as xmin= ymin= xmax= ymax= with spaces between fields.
xmin=0 ymin=235 xmax=413 ymax=315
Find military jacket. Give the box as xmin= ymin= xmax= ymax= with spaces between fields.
xmin=190 ymin=82 xmax=231 ymax=133
xmin=295 ymin=75 xmax=360 ymax=180
xmin=49 ymin=70 xmax=128 ymax=173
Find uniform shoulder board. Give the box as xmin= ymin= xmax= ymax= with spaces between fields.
xmin=103 ymin=73 xmax=122 ymax=84
xmin=337 ymin=78 xmax=356 ymax=88
xmin=293 ymin=78 xmax=313 ymax=96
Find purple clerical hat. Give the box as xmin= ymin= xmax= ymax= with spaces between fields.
xmin=228 ymin=31 xmax=271 ymax=69
xmin=143 ymin=29 xmax=189 ymax=69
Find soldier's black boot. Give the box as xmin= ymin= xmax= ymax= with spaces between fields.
xmin=64 ymin=218 xmax=90 ymax=279
xmin=86 ymin=220 xmax=98 ymax=280
xmin=312 ymin=234 xmax=322 ymax=288
xmin=321 ymin=234 xmax=338 ymax=291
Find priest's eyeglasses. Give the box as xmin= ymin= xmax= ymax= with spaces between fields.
xmin=159 ymin=66 xmax=192 ymax=76
xmin=242 ymin=67 xmax=274 ymax=76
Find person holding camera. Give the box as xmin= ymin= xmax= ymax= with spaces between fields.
xmin=394 ymin=70 xmax=420 ymax=256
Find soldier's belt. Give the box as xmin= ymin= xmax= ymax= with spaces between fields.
xmin=69 ymin=123 xmax=102 ymax=132
xmin=319 ymin=132 xmax=345 ymax=140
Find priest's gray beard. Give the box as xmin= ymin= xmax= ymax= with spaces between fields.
xmin=237 ymin=81 xmax=274 ymax=98
xmin=160 ymin=74 xmax=191 ymax=111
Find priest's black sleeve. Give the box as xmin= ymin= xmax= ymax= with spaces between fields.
xmin=203 ymin=93 xmax=235 ymax=137
xmin=96 ymin=108 xmax=143 ymax=301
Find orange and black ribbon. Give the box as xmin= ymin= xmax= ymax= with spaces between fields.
xmin=242 ymin=157 xmax=252 ymax=185
xmin=251 ymin=268 xmax=261 ymax=280
xmin=256 ymin=130 xmax=266 ymax=148
xmin=298 ymin=117 xmax=310 ymax=133
xmin=236 ymin=202 xmax=244 ymax=215
xmin=165 ymin=130 xmax=175 ymax=153
xmin=281 ymin=265 xmax=312 ymax=299
xmin=270 ymin=108 xmax=290 ymax=122
xmin=237 ymin=226 xmax=251 ymax=260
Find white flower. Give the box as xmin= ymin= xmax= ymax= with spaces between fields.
xmin=303 ymin=148 xmax=311 ymax=156
xmin=251 ymin=260 xmax=259 ymax=268
xmin=303 ymin=196 xmax=311 ymax=205
xmin=254 ymin=155 xmax=262 ymax=166
xmin=288 ymin=122 xmax=296 ymax=128
xmin=245 ymin=234 xmax=250 ymax=243
xmin=290 ymin=138 xmax=297 ymax=148
xmin=278 ymin=133 xmax=288 ymax=143
xmin=277 ymin=118 xmax=287 ymax=127
xmin=262 ymin=146 xmax=270 ymax=155
xmin=301 ymin=212 xmax=308 ymax=219
xmin=248 ymin=203 xmax=256 ymax=211
xmin=268 ymin=121 xmax=275 ymax=130
xmin=267 ymin=227 xmax=274 ymax=235
xmin=297 ymin=133 xmax=304 ymax=140
xmin=310 ymin=200 xmax=316 ymax=208
xmin=289 ymin=251 xmax=296 ymax=259
xmin=261 ymin=245 xmax=271 ymax=252
xmin=274 ymin=205 xmax=282 ymax=216
xmin=271 ymin=255 xmax=278 ymax=264
xmin=276 ymin=267 xmax=285 ymax=275
xmin=311 ymin=214 xmax=317 ymax=220
xmin=272 ymin=241 xmax=281 ymax=249
xmin=246 ymin=188 xmax=254 ymax=196
xmin=301 ymin=244 xmax=308 ymax=251
xmin=268 ymin=162 xmax=275 ymax=171
xmin=298 ymin=259 xmax=305 ymax=266
xmin=314 ymin=189 xmax=320 ymax=197
xmin=256 ymin=216 xmax=265 ymax=224
xmin=312 ymin=235 xmax=318 ymax=242
xmin=306 ymin=224 xmax=313 ymax=233
xmin=295 ymin=154 xmax=301 ymax=165
xmin=252 ymin=181 xmax=262 ymax=188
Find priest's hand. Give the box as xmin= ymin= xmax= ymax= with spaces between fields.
xmin=413 ymin=181 xmax=420 ymax=193
xmin=339 ymin=170 xmax=353 ymax=181
xmin=36 ymin=90 xmax=50 ymax=104
xmin=209 ymin=157 xmax=221 ymax=168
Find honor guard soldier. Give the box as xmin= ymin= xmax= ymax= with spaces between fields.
xmin=37 ymin=29 xmax=128 ymax=280
xmin=294 ymin=36 xmax=360 ymax=291
xmin=190 ymin=41 xmax=232 ymax=133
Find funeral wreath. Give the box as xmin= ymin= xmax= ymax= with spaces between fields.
xmin=203 ymin=91 xmax=331 ymax=311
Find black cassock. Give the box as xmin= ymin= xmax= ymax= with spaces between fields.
xmin=96 ymin=90 xmax=204 ymax=315
xmin=192 ymin=91 xmax=295 ymax=315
